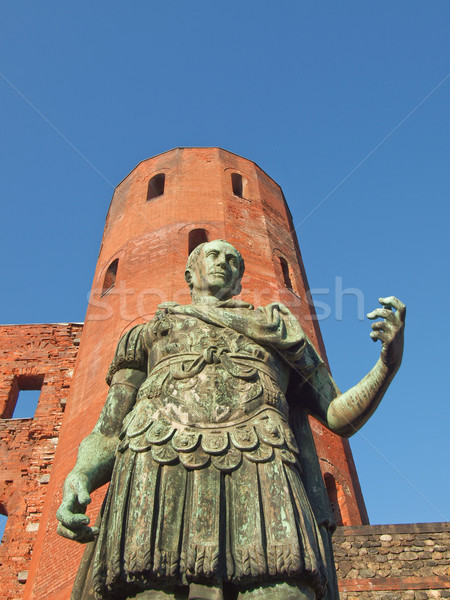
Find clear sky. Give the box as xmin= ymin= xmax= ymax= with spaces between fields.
xmin=0 ymin=2 xmax=449 ymax=540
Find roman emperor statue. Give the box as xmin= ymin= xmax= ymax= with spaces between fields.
xmin=57 ymin=240 xmax=405 ymax=600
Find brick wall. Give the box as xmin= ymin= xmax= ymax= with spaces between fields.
xmin=0 ymin=324 xmax=82 ymax=600
xmin=334 ymin=522 xmax=450 ymax=599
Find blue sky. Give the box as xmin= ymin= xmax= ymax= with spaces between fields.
xmin=0 ymin=2 xmax=449 ymax=539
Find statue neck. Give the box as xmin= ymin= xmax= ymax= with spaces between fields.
xmin=190 ymin=291 xmax=232 ymax=306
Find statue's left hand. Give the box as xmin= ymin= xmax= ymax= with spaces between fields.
xmin=367 ymin=296 xmax=406 ymax=370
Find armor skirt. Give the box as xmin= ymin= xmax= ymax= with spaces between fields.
xmin=91 ymin=407 xmax=329 ymax=599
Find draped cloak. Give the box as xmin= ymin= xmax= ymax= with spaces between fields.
xmin=71 ymin=300 xmax=339 ymax=600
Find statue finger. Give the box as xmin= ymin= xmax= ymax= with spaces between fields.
xmin=57 ymin=522 xmax=80 ymax=541
xmin=367 ymin=308 xmax=395 ymax=322
xmin=56 ymin=498 xmax=76 ymax=522
xmin=370 ymin=330 xmax=389 ymax=343
xmin=56 ymin=505 xmax=90 ymax=529
xmin=76 ymin=489 xmax=92 ymax=507
xmin=379 ymin=297 xmax=406 ymax=322
xmin=371 ymin=321 xmax=393 ymax=332
xmin=73 ymin=526 xmax=98 ymax=544
xmin=57 ymin=522 xmax=97 ymax=543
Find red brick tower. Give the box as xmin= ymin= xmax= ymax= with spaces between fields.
xmin=21 ymin=148 xmax=368 ymax=600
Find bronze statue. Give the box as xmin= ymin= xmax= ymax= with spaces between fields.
xmin=57 ymin=240 xmax=405 ymax=600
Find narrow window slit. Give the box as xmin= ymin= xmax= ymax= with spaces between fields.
xmin=147 ymin=173 xmax=165 ymax=200
xmin=0 ymin=509 xmax=8 ymax=543
xmin=279 ymin=257 xmax=293 ymax=290
xmin=324 ymin=473 xmax=343 ymax=526
xmin=188 ymin=229 xmax=208 ymax=255
xmin=102 ymin=259 xmax=119 ymax=296
xmin=231 ymin=173 xmax=244 ymax=198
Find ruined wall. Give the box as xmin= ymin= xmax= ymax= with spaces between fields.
xmin=0 ymin=323 xmax=82 ymax=600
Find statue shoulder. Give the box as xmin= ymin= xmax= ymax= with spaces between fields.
xmin=106 ymin=323 xmax=149 ymax=385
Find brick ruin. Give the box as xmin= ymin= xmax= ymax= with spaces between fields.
xmin=0 ymin=324 xmax=82 ymax=600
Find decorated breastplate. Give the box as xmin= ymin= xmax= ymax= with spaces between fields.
xmin=117 ymin=314 xmax=296 ymax=472
xmin=136 ymin=315 xmax=288 ymax=425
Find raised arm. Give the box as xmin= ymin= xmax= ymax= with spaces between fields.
xmin=303 ymin=297 xmax=406 ymax=438
xmin=56 ymin=368 xmax=145 ymax=543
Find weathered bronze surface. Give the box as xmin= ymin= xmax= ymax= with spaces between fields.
xmin=57 ymin=240 xmax=406 ymax=600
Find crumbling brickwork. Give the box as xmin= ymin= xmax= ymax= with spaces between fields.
xmin=0 ymin=323 xmax=82 ymax=600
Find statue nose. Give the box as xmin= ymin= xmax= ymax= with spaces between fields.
xmin=217 ymin=256 xmax=227 ymax=267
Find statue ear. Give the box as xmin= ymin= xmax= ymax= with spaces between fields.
xmin=185 ymin=270 xmax=192 ymax=287
xmin=232 ymin=279 xmax=242 ymax=297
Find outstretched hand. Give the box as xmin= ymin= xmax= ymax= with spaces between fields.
xmin=56 ymin=471 xmax=98 ymax=544
xmin=367 ymin=296 xmax=406 ymax=371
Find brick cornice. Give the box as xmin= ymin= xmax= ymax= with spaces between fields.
xmin=336 ymin=522 xmax=450 ymax=536
xmin=339 ymin=575 xmax=450 ymax=592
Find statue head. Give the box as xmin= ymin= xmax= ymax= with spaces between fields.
xmin=185 ymin=240 xmax=245 ymax=301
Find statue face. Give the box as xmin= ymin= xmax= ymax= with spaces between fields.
xmin=188 ymin=240 xmax=242 ymax=300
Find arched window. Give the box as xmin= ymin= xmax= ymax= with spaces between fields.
xmin=102 ymin=259 xmax=118 ymax=296
xmin=188 ymin=229 xmax=208 ymax=254
xmin=324 ymin=473 xmax=343 ymax=526
xmin=147 ymin=173 xmax=165 ymax=200
xmin=279 ymin=257 xmax=293 ymax=290
xmin=231 ymin=173 xmax=245 ymax=198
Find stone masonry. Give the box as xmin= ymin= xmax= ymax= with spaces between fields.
xmin=335 ymin=522 xmax=450 ymax=599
